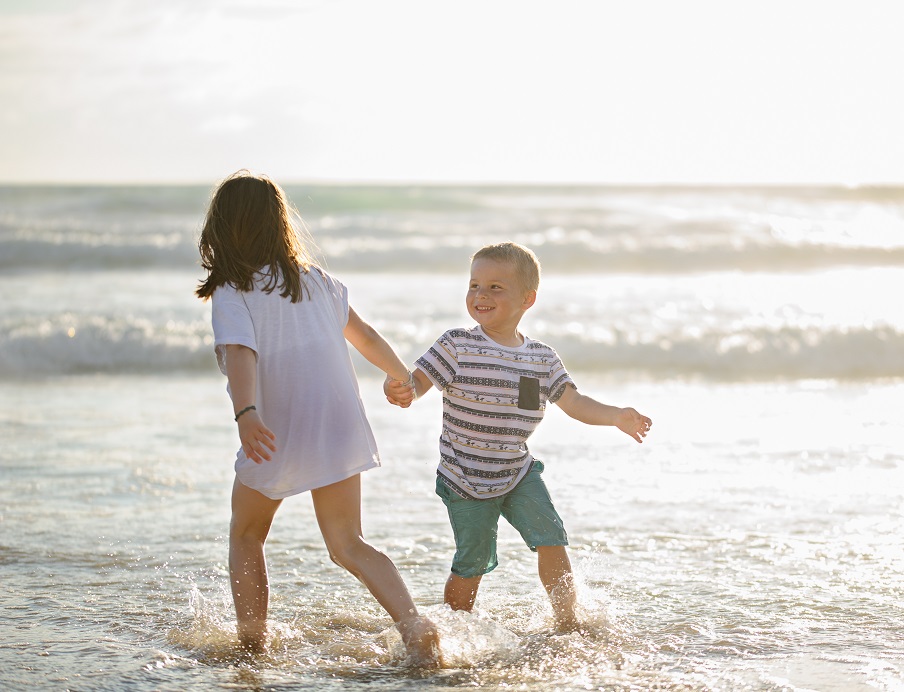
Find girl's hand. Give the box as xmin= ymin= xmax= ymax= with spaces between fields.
xmin=384 ymin=375 xmax=415 ymax=408
xmin=615 ymin=407 xmax=653 ymax=444
xmin=237 ymin=411 xmax=277 ymax=463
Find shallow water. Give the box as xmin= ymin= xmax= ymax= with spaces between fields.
xmin=2 ymin=373 xmax=902 ymax=690
xmin=2 ymin=183 xmax=903 ymax=690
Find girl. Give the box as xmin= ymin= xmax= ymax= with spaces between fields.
xmin=196 ymin=170 xmax=439 ymax=665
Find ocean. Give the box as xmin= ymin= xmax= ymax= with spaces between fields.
xmin=1 ymin=183 xmax=902 ymax=691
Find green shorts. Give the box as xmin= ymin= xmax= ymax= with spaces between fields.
xmin=435 ymin=460 xmax=568 ymax=578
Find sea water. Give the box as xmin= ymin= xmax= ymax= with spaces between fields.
xmin=1 ymin=184 xmax=902 ymax=690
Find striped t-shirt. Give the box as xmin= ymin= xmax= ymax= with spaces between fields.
xmin=416 ymin=325 xmax=574 ymax=499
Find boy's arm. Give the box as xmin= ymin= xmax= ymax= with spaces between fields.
xmin=384 ymin=367 xmax=434 ymax=408
xmin=343 ymin=305 xmax=411 ymax=382
xmin=555 ymin=384 xmax=652 ymax=443
xmin=223 ymin=344 xmax=277 ymax=463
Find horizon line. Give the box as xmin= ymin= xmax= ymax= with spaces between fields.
xmin=1 ymin=178 xmax=903 ymax=189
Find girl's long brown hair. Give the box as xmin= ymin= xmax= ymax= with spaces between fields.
xmin=196 ymin=170 xmax=316 ymax=302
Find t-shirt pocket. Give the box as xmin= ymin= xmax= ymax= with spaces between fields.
xmin=517 ymin=376 xmax=540 ymax=410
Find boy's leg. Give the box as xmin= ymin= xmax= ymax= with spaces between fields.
xmin=230 ymin=478 xmax=282 ymax=652
xmin=501 ymin=462 xmax=576 ymax=629
xmin=537 ymin=545 xmax=578 ymax=630
xmin=444 ymin=573 xmax=482 ymax=612
xmin=436 ymin=478 xmax=501 ymax=613
xmin=311 ymin=474 xmax=440 ymax=665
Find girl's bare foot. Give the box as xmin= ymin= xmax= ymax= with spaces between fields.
xmin=237 ymin=631 xmax=267 ymax=657
xmin=396 ymin=615 xmax=442 ymax=668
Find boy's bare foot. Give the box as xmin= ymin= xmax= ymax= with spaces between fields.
xmin=396 ymin=615 xmax=442 ymax=668
xmin=553 ymin=614 xmax=582 ymax=633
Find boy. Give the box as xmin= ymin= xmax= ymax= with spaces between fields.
xmin=385 ymin=242 xmax=652 ymax=630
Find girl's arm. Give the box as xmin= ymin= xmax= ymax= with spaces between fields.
xmin=343 ymin=306 xmax=412 ymax=383
xmin=223 ymin=344 xmax=277 ymax=463
xmin=555 ymin=384 xmax=652 ymax=443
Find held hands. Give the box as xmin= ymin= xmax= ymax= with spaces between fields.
xmin=614 ymin=407 xmax=653 ymax=443
xmin=237 ymin=409 xmax=277 ymax=463
xmin=384 ymin=373 xmax=416 ymax=408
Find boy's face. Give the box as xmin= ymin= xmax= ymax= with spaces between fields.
xmin=467 ymin=258 xmax=536 ymax=335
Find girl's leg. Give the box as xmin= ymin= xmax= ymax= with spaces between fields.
xmin=311 ymin=474 xmax=440 ymax=664
xmin=229 ymin=478 xmax=282 ymax=652
xmin=536 ymin=545 xmax=578 ymax=630
xmin=443 ymin=573 xmax=482 ymax=612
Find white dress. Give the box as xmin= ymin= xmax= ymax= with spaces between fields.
xmin=211 ymin=266 xmax=380 ymax=499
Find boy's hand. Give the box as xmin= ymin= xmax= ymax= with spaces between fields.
xmin=615 ymin=407 xmax=653 ymax=443
xmin=237 ymin=411 xmax=277 ymax=463
xmin=384 ymin=375 xmax=416 ymax=408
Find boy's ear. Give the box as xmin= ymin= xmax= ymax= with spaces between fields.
xmin=522 ymin=289 xmax=537 ymax=310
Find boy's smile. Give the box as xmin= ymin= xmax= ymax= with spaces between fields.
xmin=467 ymin=258 xmax=537 ymax=346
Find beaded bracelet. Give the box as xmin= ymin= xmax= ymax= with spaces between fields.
xmin=234 ymin=405 xmax=256 ymax=421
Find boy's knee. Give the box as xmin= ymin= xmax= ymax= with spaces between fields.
xmin=450 ymin=554 xmax=496 ymax=579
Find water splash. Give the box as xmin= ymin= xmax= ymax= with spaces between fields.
xmin=382 ymin=605 xmax=520 ymax=668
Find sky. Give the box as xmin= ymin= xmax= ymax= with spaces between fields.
xmin=1 ymin=0 xmax=903 ymax=185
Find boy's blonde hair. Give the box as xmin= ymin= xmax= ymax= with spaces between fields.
xmin=196 ymin=170 xmax=317 ymax=302
xmin=471 ymin=242 xmax=541 ymax=293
